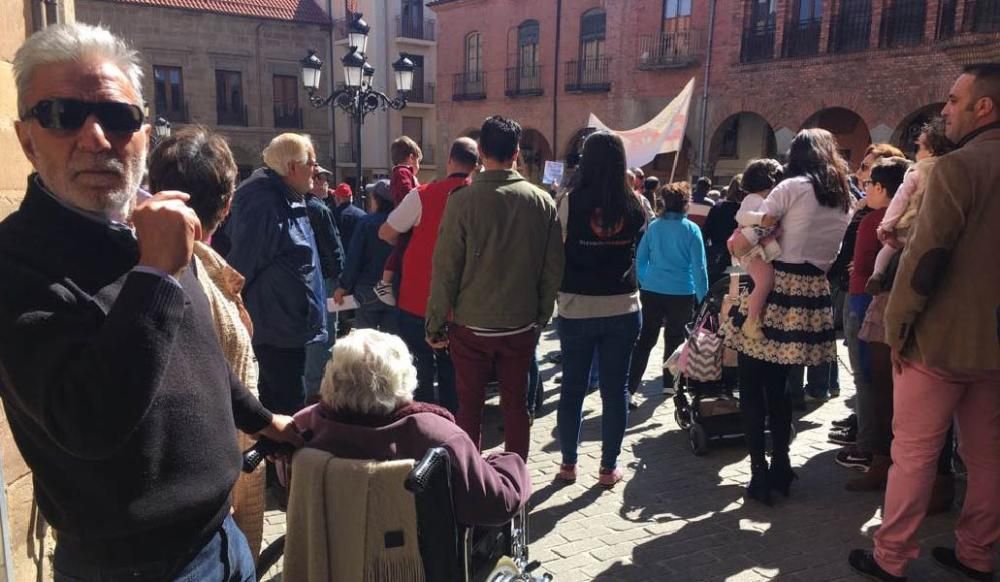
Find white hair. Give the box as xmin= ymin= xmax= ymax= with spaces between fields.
xmin=320 ymin=329 xmax=417 ymax=416
xmin=13 ymin=23 xmax=144 ymax=117
xmin=262 ymin=133 xmax=313 ymax=176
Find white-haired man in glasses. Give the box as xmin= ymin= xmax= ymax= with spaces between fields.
xmin=0 ymin=23 xmax=301 ymax=580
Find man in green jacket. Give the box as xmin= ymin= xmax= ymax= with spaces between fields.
xmin=425 ymin=115 xmax=564 ymax=460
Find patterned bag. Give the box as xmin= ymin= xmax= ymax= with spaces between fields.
xmin=678 ymin=312 xmax=724 ymax=382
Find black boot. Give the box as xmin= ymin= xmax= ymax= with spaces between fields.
xmin=745 ymin=463 xmax=772 ymax=506
xmin=769 ymin=454 xmax=798 ymax=497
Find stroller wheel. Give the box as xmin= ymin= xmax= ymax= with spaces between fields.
xmin=674 ymin=406 xmax=691 ymax=430
xmin=689 ymin=423 xmax=709 ymax=456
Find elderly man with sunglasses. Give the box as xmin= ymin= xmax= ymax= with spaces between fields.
xmin=0 ymin=23 xmax=301 ymax=580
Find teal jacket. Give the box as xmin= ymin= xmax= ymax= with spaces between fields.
xmin=636 ymin=212 xmax=709 ymax=301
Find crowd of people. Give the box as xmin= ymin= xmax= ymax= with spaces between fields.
xmin=0 ymin=22 xmax=997 ymax=582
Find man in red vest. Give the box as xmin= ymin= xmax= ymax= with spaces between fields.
xmin=378 ymin=138 xmax=479 ymax=412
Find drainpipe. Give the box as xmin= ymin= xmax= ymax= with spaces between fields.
xmin=256 ymin=23 xmax=265 ymax=127
xmin=552 ymin=0 xmax=562 ymax=160
xmin=698 ymin=0 xmax=717 ymax=178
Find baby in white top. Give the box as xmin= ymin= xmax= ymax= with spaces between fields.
xmin=725 ymin=159 xmax=785 ymax=339
xmin=867 ymin=121 xmax=951 ymax=294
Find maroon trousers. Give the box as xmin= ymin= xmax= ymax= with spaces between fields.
xmin=448 ymin=324 xmax=537 ymax=460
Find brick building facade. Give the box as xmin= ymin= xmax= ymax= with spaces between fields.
xmin=431 ymin=0 xmax=998 ymax=185
xmin=429 ymin=0 xmax=703 ymax=182
xmin=704 ymin=0 xmax=1000 ymax=183
xmin=77 ymin=0 xmax=334 ymax=178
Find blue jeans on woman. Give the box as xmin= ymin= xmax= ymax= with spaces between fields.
xmin=557 ymin=311 xmax=641 ymax=470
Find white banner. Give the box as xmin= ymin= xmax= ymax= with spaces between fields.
xmin=587 ymin=78 xmax=695 ymax=169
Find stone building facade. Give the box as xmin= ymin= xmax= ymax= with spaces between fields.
xmin=2 ymin=3 xmax=72 ymax=580
xmin=77 ymin=0 xmax=335 ymax=178
xmin=429 ymin=0 xmax=703 ymax=183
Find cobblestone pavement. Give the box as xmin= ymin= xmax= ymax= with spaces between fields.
xmin=261 ymin=328 xmax=986 ymax=581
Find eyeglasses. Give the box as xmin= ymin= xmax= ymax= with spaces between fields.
xmin=21 ymin=98 xmax=145 ymax=134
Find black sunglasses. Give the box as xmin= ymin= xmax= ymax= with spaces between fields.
xmin=21 ymin=98 xmax=145 ymax=133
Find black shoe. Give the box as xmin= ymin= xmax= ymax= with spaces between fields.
xmin=829 ymin=425 xmax=858 ymax=446
xmin=745 ymin=464 xmax=772 ymax=506
xmin=931 ymin=547 xmax=993 ymax=581
xmin=833 ymin=414 xmax=857 ymax=429
xmin=769 ymin=456 xmax=798 ymax=497
xmin=848 ymin=549 xmax=907 ymax=581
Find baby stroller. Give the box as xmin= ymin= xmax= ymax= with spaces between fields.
xmin=670 ymin=274 xmax=796 ymax=455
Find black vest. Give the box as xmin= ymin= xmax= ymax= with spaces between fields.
xmin=560 ymin=194 xmax=645 ymax=296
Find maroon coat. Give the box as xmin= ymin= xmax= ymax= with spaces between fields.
xmin=292 ymin=402 xmax=531 ymax=526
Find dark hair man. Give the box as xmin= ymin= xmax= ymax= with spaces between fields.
xmin=425 ymin=116 xmax=564 ymax=460
xmin=377 ymin=137 xmax=480 ymax=413
xmin=849 ymin=63 xmax=1000 ymax=582
xmin=1 ymin=23 xmax=300 ymax=578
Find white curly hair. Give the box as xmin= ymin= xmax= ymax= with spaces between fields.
xmin=320 ymin=329 xmax=417 ymax=416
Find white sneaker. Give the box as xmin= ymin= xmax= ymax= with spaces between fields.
xmin=373 ymin=281 xmax=396 ymax=306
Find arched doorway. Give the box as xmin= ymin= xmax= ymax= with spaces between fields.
xmin=801 ymin=107 xmax=871 ymax=169
xmin=708 ymin=112 xmax=777 ymax=184
xmin=892 ymin=103 xmax=945 ymax=157
xmin=519 ymin=128 xmax=553 ymax=184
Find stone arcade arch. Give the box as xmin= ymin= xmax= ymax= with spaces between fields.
xmin=801 ymin=107 xmax=871 ymax=170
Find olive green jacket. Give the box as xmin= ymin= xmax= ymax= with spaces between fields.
xmin=884 ymin=126 xmax=1000 ymax=370
xmin=425 ymin=169 xmax=564 ymax=336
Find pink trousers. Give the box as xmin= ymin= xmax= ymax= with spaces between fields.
xmin=873 ymin=360 xmax=1000 ymax=576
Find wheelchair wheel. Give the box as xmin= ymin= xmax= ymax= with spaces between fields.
xmin=482 ymin=556 xmax=520 ymax=582
xmin=255 ymin=535 xmax=285 ymax=580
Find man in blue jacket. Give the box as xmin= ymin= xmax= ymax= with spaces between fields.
xmin=227 ymin=133 xmax=327 ymax=415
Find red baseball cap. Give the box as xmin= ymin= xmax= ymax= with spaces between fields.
xmin=334 ymin=183 xmax=353 ymax=198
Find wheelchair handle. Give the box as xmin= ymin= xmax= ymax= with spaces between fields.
xmin=405 ymin=447 xmax=449 ymax=493
xmin=241 ymin=431 xmax=312 ymax=474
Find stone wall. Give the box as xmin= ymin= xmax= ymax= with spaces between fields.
xmin=76 ymin=1 xmax=334 ymax=170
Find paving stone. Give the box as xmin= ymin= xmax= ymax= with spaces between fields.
xmin=258 ymin=336 xmax=991 ymax=581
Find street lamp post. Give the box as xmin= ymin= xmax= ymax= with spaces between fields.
xmin=301 ymin=13 xmax=415 ymax=204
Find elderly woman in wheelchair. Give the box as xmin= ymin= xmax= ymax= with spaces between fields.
xmin=276 ymin=329 xmax=550 ymax=582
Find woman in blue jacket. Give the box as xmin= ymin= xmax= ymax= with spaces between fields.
xmin=627 ymin=182 xmax=708 ymax=401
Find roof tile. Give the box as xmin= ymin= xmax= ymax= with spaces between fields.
xmin=102 ymin=0 xmax=331 ymax=25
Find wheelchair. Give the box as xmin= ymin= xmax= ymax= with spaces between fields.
xmin=244 ymin=441 xmax=553 ymax=582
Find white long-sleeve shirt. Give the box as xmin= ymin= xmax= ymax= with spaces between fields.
xmin=740 ymin=176 xmax=851 ymax=272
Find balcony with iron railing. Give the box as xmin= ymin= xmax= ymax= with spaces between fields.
xmin=740 ymin=25 xmax=776 ymax=63
xmin=829 ymin=0 xmax=873 ymax=53
xmin=453 ymin=72 xmax=486 ymax=101
xmin=217 ymin=103 xmax=248 ymax=127
xmin=638 ymin=29 xmax=704 ymax=69
xmin=782 ymin=18 xmax=822 ymax=57
xmin=962 ymin=0 xmax=1000 ymax=32
xmin=505 ymin=65 xmax=544 ymax=97
xmin=337 ymin=143 xmax=356 ymax=164
xmin=396 ymin=16 xmax=436 ymax=42
xmin=565 ymin=57 xmax=612 ymax=92
xmin=408 ymin=82 xmax=436 ymax=104
xmin=274 ymin=104 xmax=303 ymax=129
xmin=880 ymin=0 xmax=927 ymax=47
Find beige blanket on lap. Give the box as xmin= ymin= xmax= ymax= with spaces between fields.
xmin=283 ymin=449 xmax=424 ymax=582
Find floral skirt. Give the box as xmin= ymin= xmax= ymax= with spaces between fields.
xmin=723 ymin=261 xmax=837 ymax=366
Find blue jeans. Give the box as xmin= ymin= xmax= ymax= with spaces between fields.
xmin=354 ymin=285 xmax=398 ymax=334
xmin=304 ymin=279 xmax=338 ymax=399
xmin=557 ymin=312 xmax=641 ymax=469
xmin=398 ymin=310 xmax=457 ymax=412
xmin=53 ymin=515 xmax=254 ymax=582
xmin=786 ymin=360 xmax=840 ymax=399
